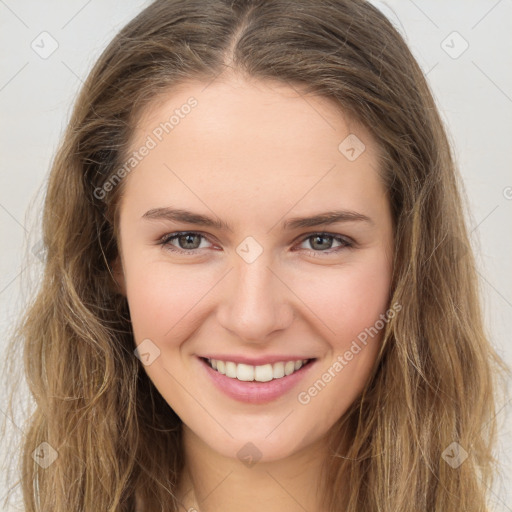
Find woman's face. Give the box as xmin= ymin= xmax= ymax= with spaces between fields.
xmin=114 ymin=76 xmax=394 ymax=462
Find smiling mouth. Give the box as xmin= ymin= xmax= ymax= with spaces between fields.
xmin=200 ymin=357 xmax=316 ymax=382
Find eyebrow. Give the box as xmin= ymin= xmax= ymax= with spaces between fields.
xmin=141 ymin=207 xmax=373 ymax=232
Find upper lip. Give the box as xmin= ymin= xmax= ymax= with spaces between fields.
xmin=199 ymin=354 xmax=316 ymax=366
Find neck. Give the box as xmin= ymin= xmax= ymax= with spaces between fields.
xmin=175 ymin=426 xmax=332 ymax=512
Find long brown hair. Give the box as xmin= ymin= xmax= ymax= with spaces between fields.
xmin=2 ymin=0 xmax=509 ymax=510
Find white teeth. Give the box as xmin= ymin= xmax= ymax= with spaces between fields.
xmin=207 ymin=358 xmax=311 ymax=382
xmin=225 ymin=361 xmax=237 ymax=378
xmin=273 ymin=362 xmax=285 ymax=379
xmin=255 ymin=364 xmax=273 ymax=382
xmin=237 ymin=363 xmax=255 ymax=382
xmin=284 ymin=361 xmax=295 ymax=375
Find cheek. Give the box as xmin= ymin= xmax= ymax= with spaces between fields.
xmin=290 ymin=254 xmax=392 ymax=347
xmin=294 ymin=290 xmax=390 ymax=431
xmin=293 ymin=256 xmax=392 ymax=425
xmin=124 ymin=256 xmax=219 ymax=344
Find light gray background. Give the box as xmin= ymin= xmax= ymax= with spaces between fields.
xmin=1 ymin=1 xmax=511 ymax=510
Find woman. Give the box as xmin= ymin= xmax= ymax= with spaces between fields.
xmin=3 ymin=0 xmax=509 ymax=510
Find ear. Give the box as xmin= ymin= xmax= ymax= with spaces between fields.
xmin=110 ymin=254 xmax=127 ymax=297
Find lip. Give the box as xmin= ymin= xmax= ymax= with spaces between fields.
xmin=197 ymin=356 xmax=317 ymax=404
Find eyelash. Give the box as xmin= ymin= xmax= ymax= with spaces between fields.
xmin=157 ymin=231 xmax=354 ymax=257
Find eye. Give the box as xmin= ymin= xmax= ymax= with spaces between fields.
xmin=159 ymin=232 xmax=213 ymax=254
xmin=296 ymin=232 xmax=354 ymax=256
xmin=158 ymin=231 xmax=354 ymax=256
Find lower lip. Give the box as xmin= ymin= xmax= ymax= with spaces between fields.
xmin=197 ymin=357 xmax=317 ymax=404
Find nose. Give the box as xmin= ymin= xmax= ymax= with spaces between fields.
xmin=216 ymin=253 xmax=294 ymax=343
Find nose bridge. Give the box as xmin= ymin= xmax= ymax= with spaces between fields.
xmin=217 ymin=247 xmax=293 ymax=341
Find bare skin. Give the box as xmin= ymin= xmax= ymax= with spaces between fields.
xmin=114 ymin=74 xmax=394 ymax=512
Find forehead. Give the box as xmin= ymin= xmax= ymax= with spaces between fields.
xmin=120 ymin=77 xmax=385 ymax=223
xmin=133 ymin=75 xmax=375 ymax=157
